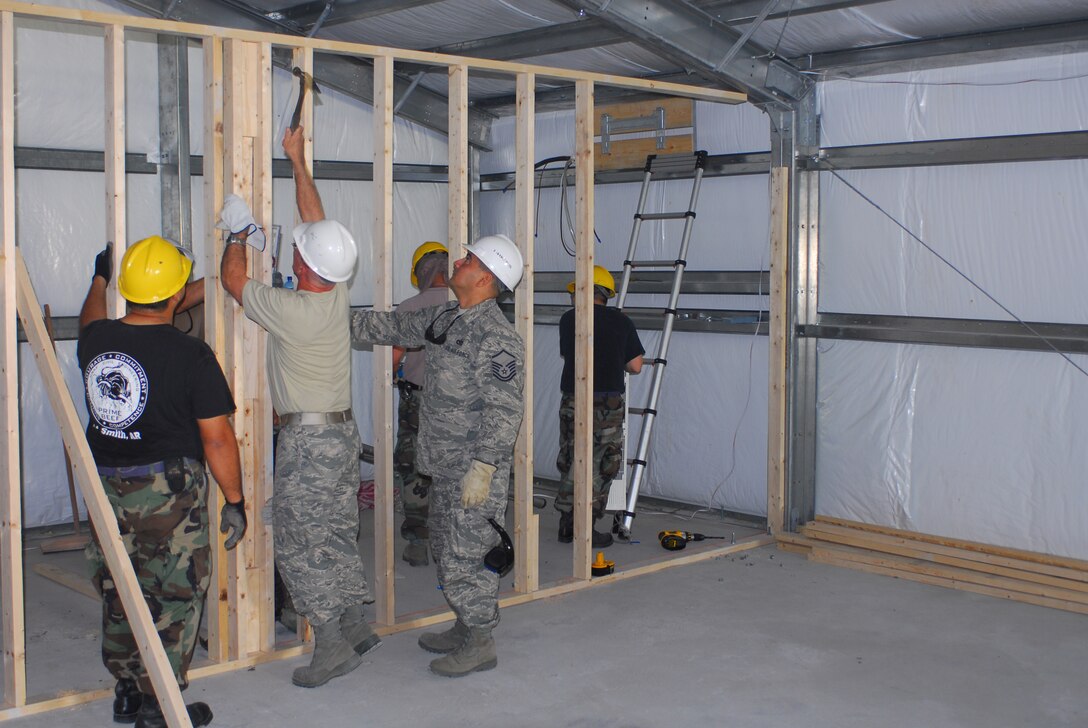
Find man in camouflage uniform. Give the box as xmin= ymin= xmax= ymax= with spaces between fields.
xmin=219 ymin=126 xmax=377 ymax=689
xmin=392 ymin=242 xmax=449 ymax=567
xmin=556 ymin=265 xmax=644 ymax=548
xmin=78 ymin=237 xmax=246 ymax=728
xmin=351 ymin=234 xmax=524 ymax=678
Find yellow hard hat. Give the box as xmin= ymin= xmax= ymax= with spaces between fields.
xmin=567 ymin=265 xmax=616 ymax=298
xmin=117 ymin=236 xmax=192 ymax=304
xmin=410 ymin=241 xmax=448 ymax=288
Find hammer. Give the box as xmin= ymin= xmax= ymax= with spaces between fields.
xmin=290 ymin=67 xmax=321 ymax=131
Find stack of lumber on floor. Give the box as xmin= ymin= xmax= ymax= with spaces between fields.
xmin=777 ymin=516 xmax=1088 ymax=615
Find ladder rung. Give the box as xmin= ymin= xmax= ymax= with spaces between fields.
xmin=626 ymin=259 xmax=681 ymax=269
xmin=636 ymin=211 xmax=694 ymax=221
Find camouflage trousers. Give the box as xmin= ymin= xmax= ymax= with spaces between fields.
xmin=555 ymin=392 xmax=625 ymax=518
xmin=429 ymin=467 xmax=506 ymax=630
xmin=395 ymin=385 xmax=431 ymax=542
xmin=274 ymin=421 xmax=372 ymax=626
xmin=86 ymin=457 xmax=210 ymax=694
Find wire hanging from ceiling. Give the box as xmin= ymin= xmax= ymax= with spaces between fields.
xmin=823 ymin=159 xmax=1088 ymax=379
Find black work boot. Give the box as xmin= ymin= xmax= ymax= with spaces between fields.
xmin=292 ymin=619 xmax=364 ymax=688
xmin=418 ymin=620 xmax=470 ymax=654
xmin=133 ymin=693 xmax=213 ymax=728
xmin=557 ymin=511 xmax=573 ymax=543
xmin=113 ymin=678 xmax=142 ymax=724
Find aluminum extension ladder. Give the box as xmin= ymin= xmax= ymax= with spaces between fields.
xmin=611 ymin=150 xmax=708 ymax=541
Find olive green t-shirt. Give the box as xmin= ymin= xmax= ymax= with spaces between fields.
xmin=241 ymin=280 xmax=352 ymax=414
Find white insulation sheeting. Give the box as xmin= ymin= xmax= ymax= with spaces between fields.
xmin=15 ymin=5 xmax=451 ymax=525
xmin=816 ymin=51 xmax=1088 ymax=558
xmin=482 ymin=101 xmax=773 ymax=516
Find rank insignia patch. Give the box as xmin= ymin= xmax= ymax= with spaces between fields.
xmin=490 ymin=349 xmax=517 ymax=382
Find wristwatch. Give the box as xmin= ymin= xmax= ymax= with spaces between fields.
xmin=226 ymin=233 xmax=246 ymax=246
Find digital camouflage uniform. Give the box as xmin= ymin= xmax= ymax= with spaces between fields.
xmin=87 ymin=458 xmax=210 ymax=694
xmin=274 ymin=420 xmax=371 ymax=623
xmin=352 ymin=300 xmax=523 ymax=629
xmin=240 ymin=280 xmax=371 ymax=628
xmin=555 ymin=392 xmax=625 ymax=518
xmin=392 ymin=283 xmax=447 ymax=545
xmin=395 ymin=387 xmax=430 ymax=541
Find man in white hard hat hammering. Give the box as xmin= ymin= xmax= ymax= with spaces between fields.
xmin=220 ymin=126 xmax=378 ymax=689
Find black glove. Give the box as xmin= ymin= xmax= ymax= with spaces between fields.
xmin=93 ymin=243 xmax=112 ymax=283
xmin=220 ymin=498 xmax=247 ymax=550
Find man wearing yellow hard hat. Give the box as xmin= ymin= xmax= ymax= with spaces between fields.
xmin=77 ymin=236 xmax=246 ymax=727
xmin=556 ymin=265 xmax=644 ymax=548
xmin=392 ymin=241 xmax=450 ymax=567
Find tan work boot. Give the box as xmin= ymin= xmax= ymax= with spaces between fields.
xmin=402 ymin=539 xmax=429 ymax=567
xmin=429 ymin=627 xmax=497 ymax=677
xmin=341 ymin=605 xmax=382 ymax=656
xmin=292 ymin=620 xmax=364 ymax=688
xmin=417 ymin=620 xmax=470 ymax=654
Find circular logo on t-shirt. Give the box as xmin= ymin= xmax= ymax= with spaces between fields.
xmin=85 ymin=352 xmax=148 ymax=429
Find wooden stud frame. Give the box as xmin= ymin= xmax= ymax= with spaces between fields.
xmin=0 ymin=1 xmax=751 ymax=719
xmin=767 ymin=167 xmax=789 ymax=534
xmin=572 ymin=80 xmax=595 ymax=580
xmin=372 ymin=53 xmax=396 ymax=624
xmin=513 ymin=71 xmax=538 ymax=593
xmin=0 ymin=10 xmax=23 ymax=710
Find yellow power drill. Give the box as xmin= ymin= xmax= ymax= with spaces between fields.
xmin=658 ymin=530 xmax=728 ymax=551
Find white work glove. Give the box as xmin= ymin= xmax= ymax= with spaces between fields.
xmin=461 ymin=460 xmax=497 ymax=508
xmin=216 ymin=194 xmax=266 ymax=251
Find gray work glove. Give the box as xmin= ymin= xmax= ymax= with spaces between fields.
xmin=216 ymin=194 xmax=266 ymax=251
xmin=93 ymin=243 xmax=112 ymax=283
xmin=461 ymin=460 xmax=496 ymax=508
xmin=220 ymin=497 xmax=247 ymax=550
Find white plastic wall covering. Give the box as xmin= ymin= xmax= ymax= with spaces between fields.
xmin=479 ymin=99 xmax=774 ymax=517
xmin=817 ymin=341 xmax=1088 ymax=560
xmin=814 ymin=52 xmax=1088 ymax=557
xmin=12 ymin=2 xmax=449 ymax=526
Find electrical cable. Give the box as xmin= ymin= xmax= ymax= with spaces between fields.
xmin=823 ymin=159 xmax=1088 ymax=379
xmin=768 ymin=0 xmax=797 ymax=60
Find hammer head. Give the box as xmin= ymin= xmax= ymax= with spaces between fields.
xmin=291 ymin=66 xmax=322 ymax=97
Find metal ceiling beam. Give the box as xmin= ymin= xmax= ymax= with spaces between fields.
xmin=553 ymin=0 xmax=811 ymax=106
xmin=429 ymin=0 xmax=887 ymax=63
xmin=270 ymin=0 xmax=445 ymax=30
xmin=797 ymin=18 xmax=1088 ymax=77
xmin=428 ymin=19 xmax=626 ymax=61
xmin=115 ymin=0 xmax=493 ymax=148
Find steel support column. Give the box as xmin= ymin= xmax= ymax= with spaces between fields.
xmin=784 ymin=93 xmax=820 ymax=530
xmin=157 ymin=35 xmax=192 ymax=248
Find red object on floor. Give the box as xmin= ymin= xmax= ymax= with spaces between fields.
xmin=358 ymin=480 xmax=375 ymax=509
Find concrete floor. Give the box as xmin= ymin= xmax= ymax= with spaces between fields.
xmin=5 ymin=507 xmax=1088 ymax=728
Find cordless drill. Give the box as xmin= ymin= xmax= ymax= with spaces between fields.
xmin=658 ymin=530 xmax=727 ymax=551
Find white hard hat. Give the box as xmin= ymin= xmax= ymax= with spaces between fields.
xmin=292 ymin=219 xmax=357 ymax=283
xmin=466 ymin=234 xmax=523 ymax=291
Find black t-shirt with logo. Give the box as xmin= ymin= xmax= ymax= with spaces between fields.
xmin=559 ymin=304 xmax=645 ymax=394
xmin=77 ymin=319 xmax=236 ymax=467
